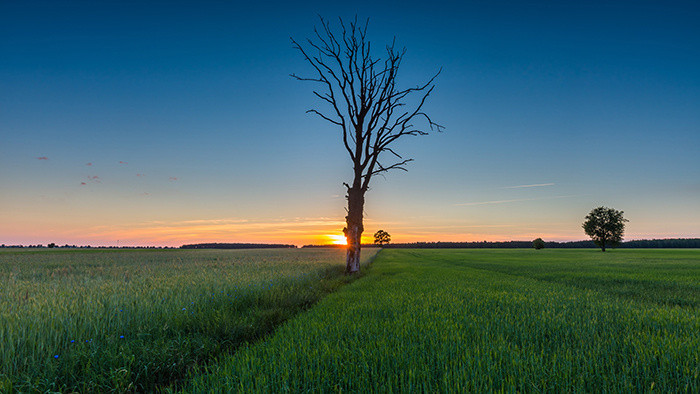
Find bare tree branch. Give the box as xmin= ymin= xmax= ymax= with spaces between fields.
xmin=291 ymin=16 xmax=442 ymax=273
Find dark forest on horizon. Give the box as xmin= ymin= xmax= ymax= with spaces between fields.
xmin=2 ymin=239 xmax=698 ymax=249
xmin=180 ymin=243 xmax=296 ymax=249
xmin=376 ymin=238 xmax=700 ymax=249
xmin=301 ymin=238 xmax=700 ymax=249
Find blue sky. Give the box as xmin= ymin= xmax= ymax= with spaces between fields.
xmin=1 ymin=0 xmax=698 ymax=246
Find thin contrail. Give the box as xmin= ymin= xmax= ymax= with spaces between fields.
xmin=455 ymin=195 xmax=577 ymax=206
xmin=502 ymin=183 xmax=555 ymax=189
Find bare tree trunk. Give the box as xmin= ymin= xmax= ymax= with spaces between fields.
xmin=292 ymin=18 xmax=442 ymax=274
xmin=344 ymin=187 xmax=365 ymax=274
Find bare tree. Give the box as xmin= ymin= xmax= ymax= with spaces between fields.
xmin=292 ymin=17 xmax=442 ymax=274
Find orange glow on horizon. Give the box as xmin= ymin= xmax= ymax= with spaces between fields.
xmin=7 ymin=214 xmax=679 ymax=247
xmin=325 ymin=234 xmax=347 ymax=245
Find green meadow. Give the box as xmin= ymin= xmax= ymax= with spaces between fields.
xmin=2 ymin=248 xmax=698 ymax=392
xmin=0 ymin=248 xmax=377 ymax=392
xmin=185 ymin=249 xmax=699 ymax=392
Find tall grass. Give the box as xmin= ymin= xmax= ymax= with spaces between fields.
xmin=184 ymin=249 xmax=699 ymax=392
xmin=0 ymin=248 xmax=377 ymax=392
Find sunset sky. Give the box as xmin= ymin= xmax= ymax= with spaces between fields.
xmin=1 ymin=1 xmax=699 ymax=247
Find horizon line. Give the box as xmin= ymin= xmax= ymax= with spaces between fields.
xmin=3 ymin=237 xmax=699 ymax=249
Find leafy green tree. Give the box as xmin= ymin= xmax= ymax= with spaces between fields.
xmin=373 ymin=230 xmax=391 ymax=247
xmin=582 ymin=206 xmax=628 ymax=252
xmin=532 ymin=238 xmax=545 ymax=250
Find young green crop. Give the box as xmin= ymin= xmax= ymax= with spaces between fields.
xmin=0 ymin=248 xmax=377 ymax=392
xmin=184 ymin=249 xmax=699 ymax=392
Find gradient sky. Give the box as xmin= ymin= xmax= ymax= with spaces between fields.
xmin=1 ymin=0 xmax=699 ymax=246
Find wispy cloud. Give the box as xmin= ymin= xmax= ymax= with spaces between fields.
xmin=37 ymin=156 xmax=48 ymax=160
xmin=502 ymin=183 xmax=555 ymax=189
xmin=87 ymin=175 xmax=101 ymax=183
xmin=455 ymin=195 xmax=578 ymax=206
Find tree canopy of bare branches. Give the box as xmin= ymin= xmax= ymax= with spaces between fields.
xmin=292 ymin=16 xmax=442 ymax=273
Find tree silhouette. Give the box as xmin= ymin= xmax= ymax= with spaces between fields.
xmin=582 ymin=206 xmax=628 ymax=252
xmin=532 ymin=238 xmax=545 ymax=250
xmin=374 ymin=230 xmax=391 ymax=246
xmin=292 ymin=17 xmax=442 ymax=273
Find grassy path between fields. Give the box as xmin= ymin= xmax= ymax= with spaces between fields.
xmin=181 ymin=249 xmax=700 ymax=393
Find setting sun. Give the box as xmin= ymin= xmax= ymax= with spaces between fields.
xmin=325 ymin=234 xmax=347 ymax=245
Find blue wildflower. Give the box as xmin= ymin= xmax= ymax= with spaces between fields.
xmin=54 ymin=355 xmax=59 ymax=359
xmin=119 ymin=335 xmax=124 ymax=339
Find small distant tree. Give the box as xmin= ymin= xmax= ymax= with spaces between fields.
xmin=582 ymin=206 xmax=628 ymax=252
xmin=532 ymin=238 xmax=545 ymax=250
xmin=374 ymin=230 xmax=391 ymax=247
xmin=48 ymin=242 xmax=56 ymax=248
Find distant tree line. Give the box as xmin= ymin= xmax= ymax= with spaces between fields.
xmin=620 ymin=239 xmax=700 ymax=248
xmin=4 ymin=238 xmax=698 ymax=250
xmin=180 ymin=243 xmax=297 ymax=249
xmin=0 ymin=244 xmax=176 ymax=249
xmin=378 ymin=238 xmax=700 ymax=249
xmin=382 ymin=241 xmax=540 ymax=249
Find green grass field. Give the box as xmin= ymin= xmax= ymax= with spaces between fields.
xmin=184 ymin=249 xmax=700 ymax=392
xmin=0 ymin=248 xmax=377 ymax=392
